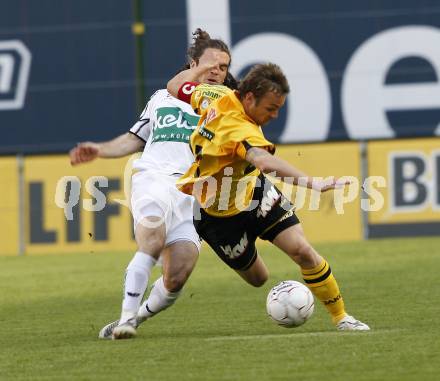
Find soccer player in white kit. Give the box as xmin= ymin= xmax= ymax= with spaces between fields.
xmin=69 ymin=29 xmax=235 ymax=339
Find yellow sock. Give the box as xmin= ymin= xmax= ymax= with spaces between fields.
xmin=302 ymin=259 xmax=347 ymax=324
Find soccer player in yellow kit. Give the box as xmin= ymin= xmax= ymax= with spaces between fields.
xmin=168 ymin=62 xmax=370 ymax=331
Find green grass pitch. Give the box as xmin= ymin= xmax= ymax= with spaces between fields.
xmin=1 ymin=237 xmax=439 ymax=380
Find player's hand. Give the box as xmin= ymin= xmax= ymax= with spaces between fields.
xmin=69 ymin=142 xmax=100 ymax=165
xmin=198 ymin=61 xmax=221 ymax=75
xmin=311 ymin=177 xmax=352 ymax=192
xmin=197 ymin=50 xmax=225 ymax=73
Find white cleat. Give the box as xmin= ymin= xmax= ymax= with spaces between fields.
xmin=98 ymin=319 xmax=119 ymax=339
xmin=112 ymin=318 xmax=138 ymax=340
xmin=98 ymin=316 xmax=146 ymax=340
xmin=337 ymin=315 xmax=370 ymax=331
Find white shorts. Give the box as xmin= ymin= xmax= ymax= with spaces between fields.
xmin=131 ymin=171 xmax=200 ymax=251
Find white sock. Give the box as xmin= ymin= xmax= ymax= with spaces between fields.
xmin=120 ymin=251 xmax=156 ymax=324
xmin=137 ymin=276 xmax=181 ymax=320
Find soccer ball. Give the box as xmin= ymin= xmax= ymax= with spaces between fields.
xmin=266 ymin=280 xmax=314 ymax=328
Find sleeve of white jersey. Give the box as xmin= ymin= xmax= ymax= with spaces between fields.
xmin=129 ymin=98 xmax=153 ymax=142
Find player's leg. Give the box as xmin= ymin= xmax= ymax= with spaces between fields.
xmin=112 ymin=172 xmax=172 ymax=339
xmin=112 ymin=217 xmax=166 ymax=339
xmin=162 ymin=240 xmax=199 ymax=291
xmin=121 ymin=217 xmax=166 ymax=321
xmin=271 ymin=224 xmax=369 ymax=330
xmin=137 ymin=240 xmax=199 ymax=322
xmin=98 ymin=219 xmax=167 ymax=340
xmin=97 ymin=218 xmax=166 ymax=340
xmin=252 ymin=176 xmax=368 ymax=330
xmin=136 ymin=186 xmax=201 ymax=323
xmin=270 ymin=223 xmax=323 ymax=267
xmin=271 ymin=224 xmax=344 ymax=320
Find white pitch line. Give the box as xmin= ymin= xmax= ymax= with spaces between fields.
xmin=205 ymin=328 xmax=402 ymax=342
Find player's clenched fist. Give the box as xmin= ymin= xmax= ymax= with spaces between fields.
xmin=69 ymin=142 xmax=100 ymax=165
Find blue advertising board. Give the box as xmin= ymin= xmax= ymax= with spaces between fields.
xmin=1 ymin=0 xmax=440 ymax=152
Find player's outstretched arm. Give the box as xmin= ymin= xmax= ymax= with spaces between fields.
xmin=69 ymin=133 xmax=144 ymax=166
xmin=245 ymin=147 xmax=349 ymax=192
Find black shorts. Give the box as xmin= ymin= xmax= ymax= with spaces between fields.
xmin=193 ymin=175 xmax=300 ymax=271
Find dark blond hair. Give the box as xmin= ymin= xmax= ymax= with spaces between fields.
xmin=238 ymin=63 xmax=289 ymax=102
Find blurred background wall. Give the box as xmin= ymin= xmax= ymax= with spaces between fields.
xmin=1 ymin=0 xmax=439 ymax=254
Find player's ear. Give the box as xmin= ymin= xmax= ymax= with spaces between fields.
xmin=244 ymin=92 xmax=256 ymax=104
xmin=241 ymin=92 xmax=255 ymax=112
xmin=190 ymin=59 xmax=197 ymax=68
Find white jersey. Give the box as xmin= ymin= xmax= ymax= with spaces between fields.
xmin=129 ymin=89 xmax=199 ymax=175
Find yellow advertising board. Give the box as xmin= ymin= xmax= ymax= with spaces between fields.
xmin=0 ymin=157 xmax=19 ymax=255
xmin=367 ymin=137 xmax=440 ymax=237
xmin=274 ymin=142 xmax=363 ymax=243
xmin=24 ymin=154 xmax=138 ymax=255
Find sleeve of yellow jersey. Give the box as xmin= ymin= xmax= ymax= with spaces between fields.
xmin=213 ymin=113 xmax=275 ymax=159
xmin=190 ymin=83 xmax=232 ymax=114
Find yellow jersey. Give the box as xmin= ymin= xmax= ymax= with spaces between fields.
xmin=177 ymin=89 xmax=274 ymax=217
xmin=177 ymin=81 xmax=231 ymax=114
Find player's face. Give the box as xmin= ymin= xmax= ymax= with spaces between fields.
xmin=192 ymin=48 xmax=230 ymax=85
xmin=243 ymin=91 xmax=286 ymax=126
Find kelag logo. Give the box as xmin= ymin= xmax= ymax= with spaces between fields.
xmin=152 ymin=107 xmax=198 ymax=143
xmin=0 ymin=40 xmax=31 ymax=110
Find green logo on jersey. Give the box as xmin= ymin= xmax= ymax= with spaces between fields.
xmin=152 ymin=107 xmax=200 ymax=143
